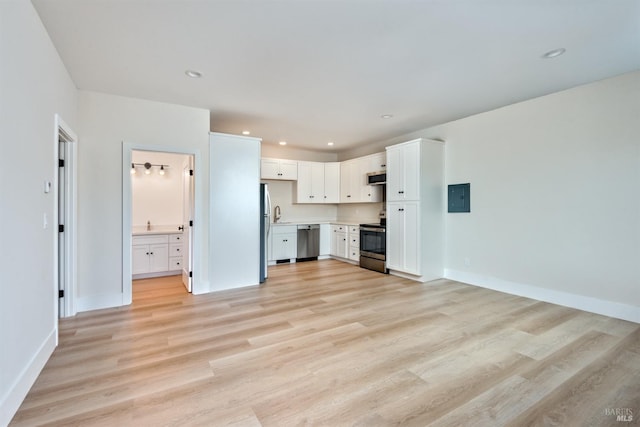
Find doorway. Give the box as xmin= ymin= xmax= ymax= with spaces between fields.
xmin=129 ymin=150 xmax=194 ymax=299
xmin=55 ymin=115 xmax=77 ymax=318
xmin=122 ymin=142 xmax=200 ymax=306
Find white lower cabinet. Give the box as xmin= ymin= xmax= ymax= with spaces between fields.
xmin=330 ymin=224 xmax=348 ymax=259
xmin=386 ymin=201 xmax=420 ymax=275
xmin=132 ymin=234 xmax=183 ymax=277
xmin=348 ymin=225 xmax=360 ymax=261
xmin=271 ymin=225 xmax=297 ymax=261
xmin=330 ymin=224 xmax=359 ymax=262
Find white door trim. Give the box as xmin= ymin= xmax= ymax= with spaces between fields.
xmin=54 ymin=114 xmax=78 ymax=319
xmin=122 ymin=142 xmax=202 ymax=305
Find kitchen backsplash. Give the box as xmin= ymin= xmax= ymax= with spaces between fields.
xmin=264 ymin=179 xmax=382 ymax=224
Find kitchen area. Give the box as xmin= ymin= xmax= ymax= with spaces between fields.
xmin=260 ymin=137 xmax=444 ymax=283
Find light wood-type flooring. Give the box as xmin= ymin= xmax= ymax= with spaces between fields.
xmin=10 ymin=260 xmax=640 ymax=426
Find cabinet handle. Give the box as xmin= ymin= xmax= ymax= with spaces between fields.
xmin=398 ymin=191 xmax=404 ymax=194
xmin=150 ymin=252 xmax=154 ymax=255
xmin=146 ymin=252 xmax=149 ymax=255
xmin=381 ymin=164 xmax=386 ymax=167
xmin=347 ymin=195 xmax=351 ymax=198
xmin=399 ymin=208 xmax=404 ymax=212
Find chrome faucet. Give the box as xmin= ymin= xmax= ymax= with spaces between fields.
xmin=274 ymin=205 xmax=281 ymax=223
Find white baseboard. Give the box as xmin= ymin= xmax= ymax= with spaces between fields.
xmin=1 ymin=328 xmax=56 ymax=426
xmin=444 ymin=269 xmax=640 ymax=324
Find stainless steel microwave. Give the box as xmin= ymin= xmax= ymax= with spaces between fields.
xmin=367 ymin=171 xmax=386 ymax=185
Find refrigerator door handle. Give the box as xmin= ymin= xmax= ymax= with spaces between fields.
xmin=266 ymin=190 xmax=272 ymax=237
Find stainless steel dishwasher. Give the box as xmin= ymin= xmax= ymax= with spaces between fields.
xmin=297 ymin=224 xmax=320 ymax=261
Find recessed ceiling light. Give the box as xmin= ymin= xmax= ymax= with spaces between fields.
xmin=242 ymin=130 xmax=251 ymax=135
xmin=541 ymin=48 xmax=566 ymax=59
xmin=381 ymin=114 xmax=393 ymax=119
xmin=327 ymin=142 xmax=334 ymax=146
xmin=279 ymin=141 xmax=287 ymax=146
xmin=185 ymin=69 xmax=203 ymax=78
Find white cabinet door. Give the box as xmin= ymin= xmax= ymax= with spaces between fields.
xmin=149 ymin=243 xmax=169 ymax=273
xmin=296 ymin=161 xmax=314 ymax=203
xmin=261 ymin=158 xmax=298 ymax=180
xmin=323 ymin=162 xmax=340 ymax=203
xmin=333 ymin=232 xmax=347 ymax=258
xmin=330 ymin=225 xmax=348 ymax=258
xmin=357 ymin=157 xmax=382 ymax=203
xmin=386 ymin=201 xmax=420 ymax=275
xmin=387 ymin=141 xmax=419 ymax=201
xmin=367 ymin=152 xmax=386 ymax=172
xmin=271 ymin=226 xmax=297 ymax=260
xmin=340 ymin=160 xmax=357 ymax=203
xmin=132 ymin=245 xmax=150 ymax=275
xmin=273 ymin=233 xmax=297 ymax=260
xmin=261 ymin=158 xmax=281 ymax=180
xmin=279 ymin=160 xmax=298 ymax=180
xmin=310 ymin=161 xmax=324 ymax=202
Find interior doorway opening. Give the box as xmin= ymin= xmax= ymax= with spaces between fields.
xmin=123 ymin=146 xmax=196 ymax=304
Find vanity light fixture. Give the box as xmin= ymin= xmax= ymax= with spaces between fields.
xmin=381 ymin=114 xmax=393 ymax=119
xmin=242 ymin=130 xmax=251 ymax=135
xmin=327 ymin=142 xmax=334 ymax=146
xmin=185 ymin=69 xmax=203 ymax=78
xmin=279 ymin=141 xmax=287 ymax=146
xmin=131 ymin=162 xmax=169 ymax=175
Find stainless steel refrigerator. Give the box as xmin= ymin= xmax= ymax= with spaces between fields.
xmin=260 ymin=183 xmax=271 ymax=283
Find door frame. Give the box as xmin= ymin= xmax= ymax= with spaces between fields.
xmin=54 ymin=114 xmax=78 ymax=319
xmin=122 ymin=142 xmax=202 ymax=305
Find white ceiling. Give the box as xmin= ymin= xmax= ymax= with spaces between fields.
xmin=32 ymin=0 xmax=640 ymax=151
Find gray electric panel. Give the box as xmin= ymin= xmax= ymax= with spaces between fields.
xmin=448 ymin=183 xmax=470 ymax=213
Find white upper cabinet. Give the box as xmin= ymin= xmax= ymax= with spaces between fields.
xmin=366 ymin=152 xmax=387 ymax=172
xmin=261 ymin=158 xmax=298 ymax=180
xmin=340 ymin=155 xmax=383 ymax=203
xmin=340 ymin=159 xmax=358 ymax=203
xmin=295 ymin=161 xmax=340 ymax=204
xmin=323 ymin=162 xmax=340 ymax=203
xmin=386 ymin=141 xmax=420 ymax=202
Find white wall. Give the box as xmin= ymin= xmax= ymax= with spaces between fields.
xmin=350 ymin=71 xmax=640 ymax=321
xmin=436 ymin=71 xmax=640 ymax=320
xmin=131 ymin=151 xmax=189 ymax=228
xmin=0 ymin=1 xmax=78 ymax=424
xmin=261 ymin=143 xmax=338 ymax=162
xmin=77 ymin=91 xmax=210 ymax=310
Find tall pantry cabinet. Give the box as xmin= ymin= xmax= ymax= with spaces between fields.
xmin=386 ymin=138 xmax=444 ymax=282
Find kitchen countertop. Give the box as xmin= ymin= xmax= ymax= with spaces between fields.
xmin=271 ymin=220 xmax=377 ymax=226
xmin=132 ymin=225 xmax=183 ymax=236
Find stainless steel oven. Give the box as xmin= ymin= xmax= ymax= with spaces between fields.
xmin=359 ymin=224 xmax=387 ymax=273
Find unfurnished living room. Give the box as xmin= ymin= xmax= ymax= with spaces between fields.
xmin=2 ymin=1 xmax=639 ymax=426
